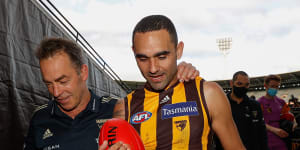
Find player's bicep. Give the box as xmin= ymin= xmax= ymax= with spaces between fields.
xmin=204 ymin=82 xmax=232 ymax=123
xmin=204 ymin=82 xmax=245 ymax=150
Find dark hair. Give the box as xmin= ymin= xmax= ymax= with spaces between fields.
xmin=132 ymin=15 xmax=178 ymax=48
xmin=232 ymin=71 xmax=248 ymax=82
xmin=264 ymin=74 xmax=281 ymax=85
xmin=36 ymin=37 xmax=84 ymax=72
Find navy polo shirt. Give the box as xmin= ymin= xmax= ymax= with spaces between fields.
xmin=24 ymin=90 xmax=117 ymax=150
xmin=215 ymin=92 xmax=268 ymax=150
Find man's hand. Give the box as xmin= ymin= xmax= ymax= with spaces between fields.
xmin=177 ymin=61 xmax=199 ymax=82
xmin=293 ymin=118 xmax=298 ymax=131
xmin=274 ymin=128 xmax=289 ymax=138
xmin=99 ymin=141 xmax=131 ymax=150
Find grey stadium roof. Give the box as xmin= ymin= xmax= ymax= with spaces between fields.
xmin=124 ymin=71 xmax=300 ymax=92
xmin=217 ymin=71 xmax=300 ymax=92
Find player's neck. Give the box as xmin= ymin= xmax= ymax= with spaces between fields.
xmin=165 ymin=73 xmax=179 ymax=90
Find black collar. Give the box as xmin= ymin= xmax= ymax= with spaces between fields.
xmin=49 ymin=90 xmax=101 ymax=117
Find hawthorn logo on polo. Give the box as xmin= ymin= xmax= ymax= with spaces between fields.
xmin=161 ymin=101 xmax=199 ymax=119
xmin=130 ymin=111 xmax=152 ymax=124
xmin=252 ymin=110 xmax=258 ymax=118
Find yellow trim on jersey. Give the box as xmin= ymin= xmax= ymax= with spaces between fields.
xmin=141 ymin=89 xmax=159 ymax=149
xmin=172 ymin=83 xmax=190 ymax=150
xmin=126 ymin=92 xmax=133 ymax=123
xmin=196 ymin=77 xmax=210 ymax=150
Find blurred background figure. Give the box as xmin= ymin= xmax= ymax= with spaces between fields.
xmin=250 ymin=95 xmax=256 ymax=101
xmin=289 ymin=95 xmax=300 ymax=108
xmin=258 ymin=75 xmax=297 ymax=150
xmin=215 ymin=71 xmax=268 ymax=150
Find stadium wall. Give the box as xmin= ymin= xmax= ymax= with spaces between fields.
xmin=0 ymin=0 xmax=127 ymax=149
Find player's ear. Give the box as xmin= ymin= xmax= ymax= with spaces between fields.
xmin=230 ymin=80 xmax=233 ymax=88
xmin=176 ymin=41 xmax=184 ymax=60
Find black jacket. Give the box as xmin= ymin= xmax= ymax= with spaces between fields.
xmin=214 ymin=92 xmax=269 ymax=150
xmin=24 ymin=90 xmax=117 ymax=150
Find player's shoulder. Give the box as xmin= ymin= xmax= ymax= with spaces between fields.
xmin=203 ymin=81 xmax=222 ymax=92
xmin=195 ymin=76 xmax=204 ymax=82
xmin=202 ymin=81 xmax=226 ymax=104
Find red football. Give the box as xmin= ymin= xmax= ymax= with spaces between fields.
xmin=99 ymin=118 xmax=145 ymax=150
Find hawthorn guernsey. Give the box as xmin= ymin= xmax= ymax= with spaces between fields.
xmin=124 ymin=76 xmax=215 ymax=149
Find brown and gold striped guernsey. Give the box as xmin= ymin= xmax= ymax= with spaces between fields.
xmin=125 ymin=76 xmax=212 ymax=150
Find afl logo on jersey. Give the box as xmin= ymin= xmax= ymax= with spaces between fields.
xmin=130 ymin=111 xmax=152 ymax=124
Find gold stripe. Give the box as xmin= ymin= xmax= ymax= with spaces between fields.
xmin=126 ymin=92 xmax=133 ymax=123
xmin=141 ymin=89 xmax=158 ymax=149
xmin=172 ymin=83 xmax=189 ymax=150
xmin=196 ymin=77 xmax=210 ymax=150
xmin=34 ymin=104 xmax=48 ymax=113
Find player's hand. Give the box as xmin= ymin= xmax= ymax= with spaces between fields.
xmin=177 ymin=61 xmax=199 ymax=82
xmin=274 ymin=128 xmax=289 ymax=138
xmin=99 ymin=141 xmax=131 ymax=150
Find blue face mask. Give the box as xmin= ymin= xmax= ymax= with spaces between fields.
xmin=267 ymin=88 xmax=278 ymax=97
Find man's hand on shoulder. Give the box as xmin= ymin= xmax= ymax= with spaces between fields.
xmin=177 ymin=61 xmax=199 ymax=82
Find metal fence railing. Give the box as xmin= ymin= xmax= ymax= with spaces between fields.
xmin=37 ymin=0 xmax=132 ymax=93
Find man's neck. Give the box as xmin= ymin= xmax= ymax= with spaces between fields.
xmin=60 ymin=88 xmax=91 ymax=119
xmin=230 ymin=92 xmax=243 ymax=104
xmin=264 ymin=94 xmax=274 ymax=100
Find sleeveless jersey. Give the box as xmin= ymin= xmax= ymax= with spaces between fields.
xmin=125 ymin=76 xmax=212 ymax=150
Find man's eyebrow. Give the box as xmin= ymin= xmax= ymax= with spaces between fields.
xmin=135 ymin=50 xmax=170 ymax=58
xmin=43 ymin=75 xmax=67 ymax=83
xmin=55 ymin=75 xmax=67 ymax=82
xmin=154 ymin=50 xmax=170 ymax=57
xmin=135 ymin=53 xmax=148 ymax=58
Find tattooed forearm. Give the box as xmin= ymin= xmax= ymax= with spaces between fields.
xmin=113 ymin=99 xmax=125 ymax=119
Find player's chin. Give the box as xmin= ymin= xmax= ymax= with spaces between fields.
xmin=149 ymin=82 xmax=166 ymax=91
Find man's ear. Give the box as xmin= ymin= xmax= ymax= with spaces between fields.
xmin=80 ymin=64 xmax=89 ymax=81
xmin=176 ymin=41 xmax=184 ymax=60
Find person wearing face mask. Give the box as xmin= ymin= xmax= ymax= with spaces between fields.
xmin=215 ymin=71 xmax=269 ymax=150
xmin=258 ymin=75 xmax=297 ymax=150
